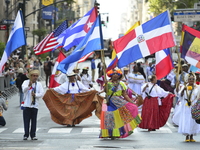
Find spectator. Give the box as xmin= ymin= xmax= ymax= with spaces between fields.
xmin=91 ymin=55 xmax=96 ymax=82
xmin=16 ymin=68 xmax=29 ymax=105
xmin=44 ymin=56 xmax=54 ymax=87
xmin=0 ymin=91 xmax=8 ymax=126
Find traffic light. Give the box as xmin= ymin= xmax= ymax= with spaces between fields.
xmin=94 ymin=1 xmax=100 ymax=13
xmin=101 ymin=21 xmax=106 ymax=27
xmin=18 ymin=2 xmax=25 ymax=13
xmin=106 ymin=16 xmax=109 ymax=22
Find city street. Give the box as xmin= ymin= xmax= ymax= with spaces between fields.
xmin=1 ymin=58 xmax=200 ymax=150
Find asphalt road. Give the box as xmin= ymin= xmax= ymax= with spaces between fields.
xmin=1 ymin=59 xmax=200 ymax=150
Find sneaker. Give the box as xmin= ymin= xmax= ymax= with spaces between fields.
xmin=31 ymin=137 xmax=38 ymax=140
xmin=23 ymin=137 xmax=28 ymax=140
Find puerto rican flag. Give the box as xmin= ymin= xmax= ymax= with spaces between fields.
xmin=49 ymin=51 xmax=66 ymax=88
xmin=155 ymin=48 xmax=174 ymax=80
xmin=113 ymin=10 xmax=176 ymax=68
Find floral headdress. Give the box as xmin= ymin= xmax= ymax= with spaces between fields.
xmin=107 ymin=69 xmax=122 ymax=77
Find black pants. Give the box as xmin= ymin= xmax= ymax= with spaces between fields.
xmin=23 ymin=107 xmax=38 ymax=138
xmin=45 ymin=73 xmax=50 ymax=87
xmin=0 ymin=116 xmax=6 ymax=126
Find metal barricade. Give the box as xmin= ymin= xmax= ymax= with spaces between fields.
xmin=0 ymin=75 xmax=4 ymax=91
xmin=1 ymin=75 xmax=18 ymax=98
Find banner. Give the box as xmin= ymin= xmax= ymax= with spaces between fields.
xmin=42 ymin=0 xmax=54 ymax=6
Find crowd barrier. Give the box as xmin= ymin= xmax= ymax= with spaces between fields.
xmin=0 ymin=75 xmax=18 ymax=99
xmin=0 ymin=67 xmax=45 ymax=99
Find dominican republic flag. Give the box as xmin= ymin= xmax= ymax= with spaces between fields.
xmin=57 ymin=7 xmax=97 ymax=51
xmin=0 ymin=10 xmax=26 ymax=74
xmin=155 ymin=48 xmax=174 ymax=80
xmin=113 ymin=10 xmax=176 ymax=68
xmin=180 ymin=24 xmax=200 ymax=68
xmin=49 ymin=51 xmax=66 ymax=88
xmin=106 ymin=21 xmax=140 ymax=72
xmin=57 ymin=15 xmax=103 ymax=74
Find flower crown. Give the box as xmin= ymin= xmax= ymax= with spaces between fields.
xmin=107 ymin=69 xmax=122 ymax=77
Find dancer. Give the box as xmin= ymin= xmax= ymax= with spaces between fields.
xmin=100 ymin=68 xmax=141 ymax=139
xmin=139 ymin=75 xmax=174 ymax=131
xmin=177 ymin=73 xmax=200 ymax=142
xmin=43 ymin=72 xmax=103 ymax=127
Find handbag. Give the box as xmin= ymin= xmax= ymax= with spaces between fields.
xmin=191 ymin=98 xmax=200 ymax=123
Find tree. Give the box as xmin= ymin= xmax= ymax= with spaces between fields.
xmin=32 ymin=28 xmax=47 ymax=43
xmin=148 ymin=0 xmax=199 ymax=16
xmin=0 ymin=41 xmax=5 ymax=57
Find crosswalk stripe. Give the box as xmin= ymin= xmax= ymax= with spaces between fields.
xmin=48 ymin=128 xmax=72 ymax=133
xmin=0 ymin=128 xmax=7 ymax=133
xmin=166 ymin=122 xmax=175 ymax=128
xmin=13 ymin=128 xmax=40 ymax=133
xmin=82 ymin=128 xmax=100 ymax=133
xmin=2 ymin=126 xmax=175 ymax=134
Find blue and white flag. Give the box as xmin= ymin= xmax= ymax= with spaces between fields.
xmin=0 ymin=10 xmax=26 ymax=73
xmin=57 ymin=7 xmax=97 ymax=51
xmin=57 ymin=15 xmax=103 ymax=74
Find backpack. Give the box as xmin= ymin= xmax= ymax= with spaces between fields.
xmin=44 ymin=61 xmax=49 ymax=71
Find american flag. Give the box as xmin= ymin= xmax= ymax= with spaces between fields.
xmin=34 ymin=20 xmax=68 ymax=55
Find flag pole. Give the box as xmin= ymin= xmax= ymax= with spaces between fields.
xmin=98 ymin=12 xmax=108 ymax=100
xmin=175 ymin=45 xmax=181 ymax=90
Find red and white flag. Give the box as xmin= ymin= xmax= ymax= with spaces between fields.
xmin=49 ymin=51 xmax=66 ymax=88
xmin=78 ymin=52 xmax=94 ymax=63
xmin=34 ymin=20 xmax=68 ymax=55
xmin=155 ymin=48 xmax=174 ymax=80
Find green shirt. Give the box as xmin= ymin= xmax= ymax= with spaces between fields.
xmin=107 ymin=81 xmax=127 ymax=96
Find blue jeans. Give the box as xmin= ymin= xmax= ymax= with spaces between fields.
xmin=23 ymin=107 xmax=38 ymax=138
xmin=19 ymin=89 xmax=24 ymax=105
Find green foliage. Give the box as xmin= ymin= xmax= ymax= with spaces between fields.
xmin=56 ymin=0 xmax=76 ymax=22
xmin=148 ymin=0 xmax=199 ymax=16
xmin=32 ymin=28 xmax=47 ymax=37
xmin=148 ymin=0 xmax=176 ymax=16
xmin=0 ymin=41 xmax=5 ymax=57
xmin=39 ymin=52 xmax=50 ymax=61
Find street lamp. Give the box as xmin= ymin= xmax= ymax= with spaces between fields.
xmin=5 ymin=0 xmax=10 ymax=42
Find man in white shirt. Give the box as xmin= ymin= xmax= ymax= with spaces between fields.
xmin=54 ymin=72 xmax=90 ymax=94
xmin=22 ymin=69 xmax=44 ymax=140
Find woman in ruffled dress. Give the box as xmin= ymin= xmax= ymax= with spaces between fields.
xmin=99 ymin=68 xmax=141 ymax=139
xmin=80 ymin=67 xmax=93 ymax=89
xmin=139 ymin=75 xmax=174 ymax=131
xmin=177 ymin=73 xmax=200 ymax=142
xmin=127 ymin=65 xmax=145 ymax=95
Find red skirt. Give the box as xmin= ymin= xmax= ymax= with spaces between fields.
xmin=139 ymin=94 xmax=174 ymax=129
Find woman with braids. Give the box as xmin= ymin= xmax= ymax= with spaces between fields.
xmin=99 ymin=68 xmax=141 ymax=139
xmin=176 ymin=72 xmax=200 ymax=142
xmin=139 ymin=75 xmax=174 ymax=131
xmin=80 ymin=67 xmax=93 ymax=89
